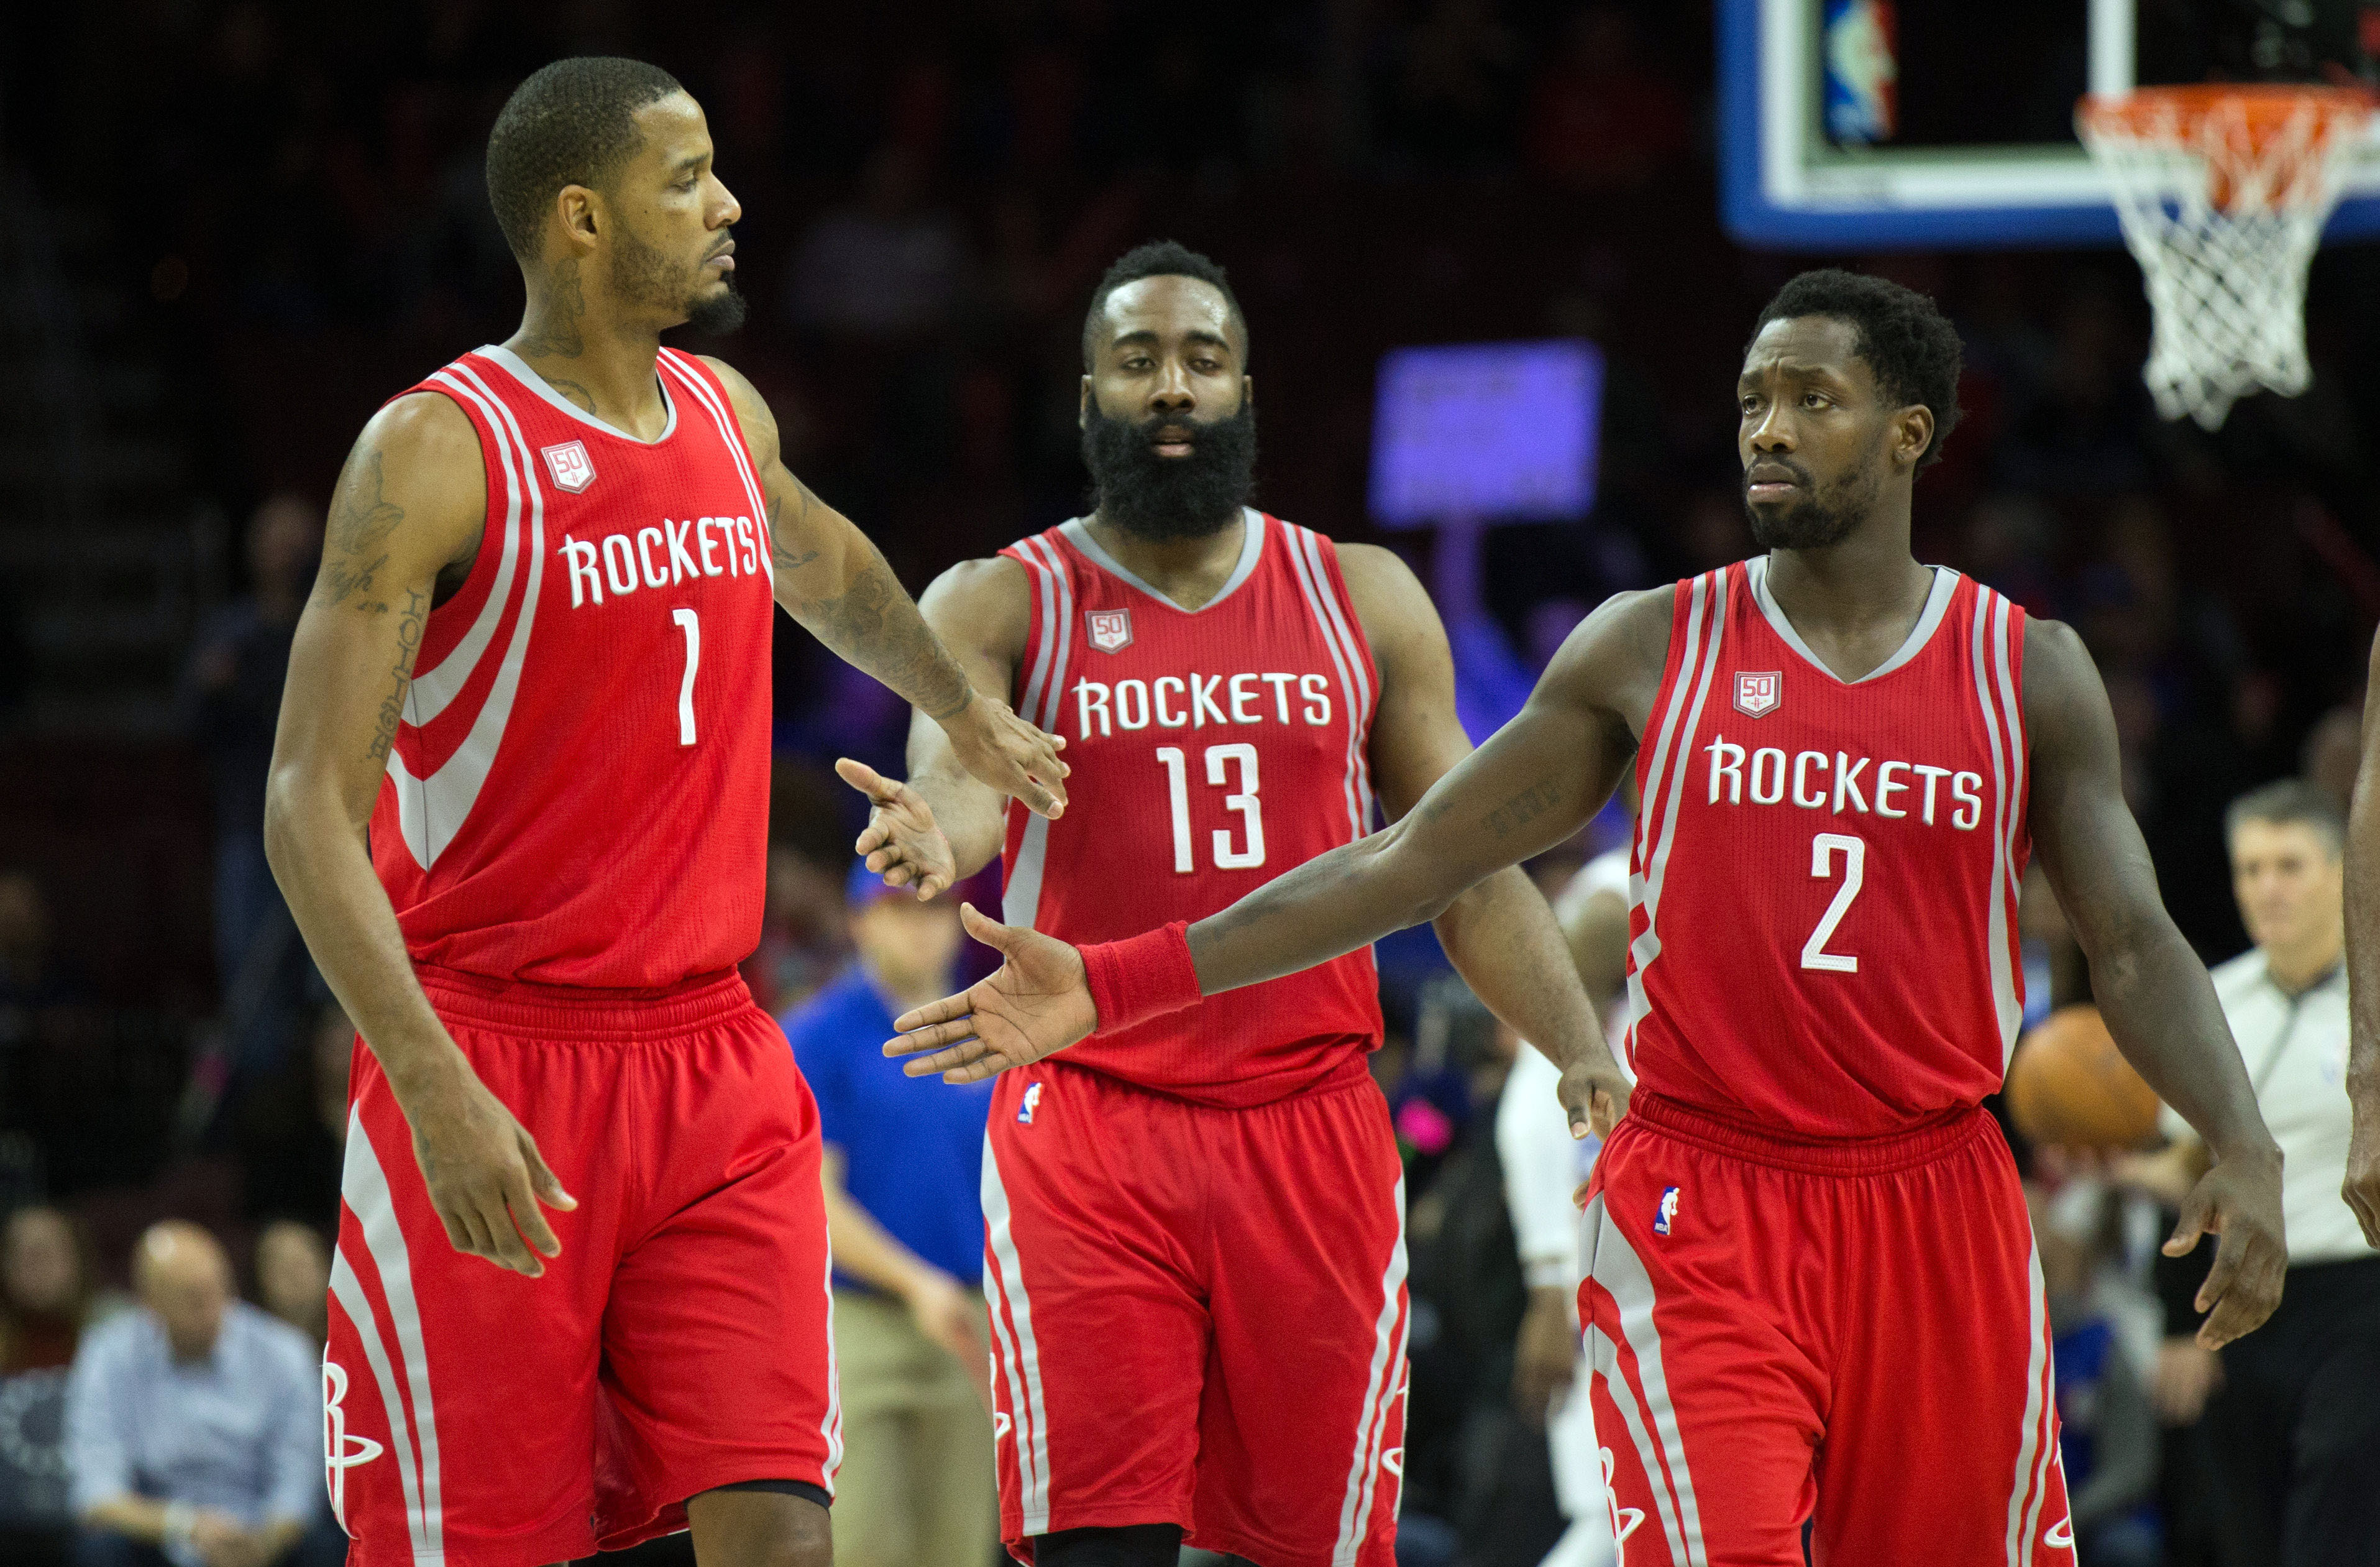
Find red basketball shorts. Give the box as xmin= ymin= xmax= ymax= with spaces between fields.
xmin=1579 ymin=1093 xmax=2072 ymax=1566
xmin=324 ymin=967 xmax=840 ymax=1567
xmin=981 ymin=1061 xmax=1407 ymax=1567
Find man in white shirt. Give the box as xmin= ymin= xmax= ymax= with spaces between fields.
xmin=2121 ymin=780 xmax=2377 ymax=1566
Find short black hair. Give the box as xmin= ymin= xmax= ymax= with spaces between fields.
xmin=1751 ymin=269 xmax=1964 ymax=467
xmin=485 ymin=57 xmax=685 ymax=262
xmin=2226 ymin=778 xmax=2346 ymax=860
xmin=1081 ymin=241 xmax=1248 ymax=371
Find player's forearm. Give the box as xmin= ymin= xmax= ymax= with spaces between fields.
xmin=2346 ymin=747 xmax=2380 ymax=1108
xmin=777 ymin=527 xmax=975 ymax=723
xmin=1188 ymin=819 xmax=1470 ymax=995
xmin=2092 ymin=918 xmax=2277 ymax=1161
xmin=262 ymin=774 xmax=465 ymax=1103
xmin=1433 ymin=866 xmax=1608 ymax=1072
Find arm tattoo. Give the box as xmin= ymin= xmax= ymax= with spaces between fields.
xmin=367 ymin=587 xmax=429 ymax=765
xmin=767 ymin=477 xmax=822 ymax=573
xmin=318 ymin=448 xmax=406 ymax=610
xmin=1482 ymin=778 xmax=1563 ymax=839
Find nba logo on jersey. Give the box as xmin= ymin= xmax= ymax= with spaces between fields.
xmin=1085 ymin=609 xmax=1133 ymax=654
xmin=1017 ymin=1082 xmax=1044 ymax=1124
xmin=1654 ymin=1186 xmax=1680 ymax=1236
xmin=541 ymin=439 xmax=597 ymax=494
xmin=1732 ymin=670 xmax=1782 ymax=718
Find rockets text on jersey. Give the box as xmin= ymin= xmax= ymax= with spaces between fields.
xmin=370 ymin=344 xmax=778 ymax=988
xmin=1622 ymin=556 xmax=2030 ymax=1138
xmin=998 ymin=510 xmax=1384 ymax=1108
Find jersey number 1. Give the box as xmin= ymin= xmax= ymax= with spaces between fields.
xmin=672 ymin=609 xmax=700 ymax=747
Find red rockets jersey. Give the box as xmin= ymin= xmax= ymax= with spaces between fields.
xmin=1622 ymin=558 xmax=2030 ymax=1138
xmin=999 ymin=511 xmax=1384 ymax=1108
xmin=370 ymin=345 xmax=777 ymax=988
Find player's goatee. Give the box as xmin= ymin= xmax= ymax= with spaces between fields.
xmin=1742 ymin=470 xmax=1870 ymax=550
xmin=1082 ymin=403 xmax=1257 ymax=541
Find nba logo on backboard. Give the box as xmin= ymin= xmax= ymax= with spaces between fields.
xmin=1017 ymin=1082 xmax=1043 ymax=1124
xmin=1733 ymin=671 xmax=1782 ymax=718
xmin=1086 ymin=609 xmax=1133 ymax=654
xmin=1654 ymin=1187 xmax=1679 ymax=1236
xmin=541 ymin=440 xmax=596 ymax=494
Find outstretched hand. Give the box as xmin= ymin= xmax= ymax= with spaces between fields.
xmin=837 ymin=758 xmax=958 ymax=899
xmin=884 ymin=904 xmax=1097 ymax=1083
xmin=2164 ymin=1147 xmax=2287 ymax=1348
xmin=942 ymin=694 xmax=1069 ymax=820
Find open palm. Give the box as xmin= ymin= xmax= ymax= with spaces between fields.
xmin=884 ymin=904 xmax=1098 ymax=1083
xmin=836 ymin=756 xmax=956 ymax=898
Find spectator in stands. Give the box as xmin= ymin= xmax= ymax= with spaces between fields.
xmin=2115 ymin=781 xmax=2378 ymax=1565
xmin=0 ymin=1206 xmax=114 ymax=1567
xmin=1 ymin=1208 xmax=116 ymax=1374
xmin=250 ymin=1224 xmax=328 ymax=1345
xmin=184 ymin=494 xmax=321 ymax=1085
xmin=781 ymin=864 xmax=995 ymax=1567
xmin=65 ymin=1222 xmax=332 ymax=1567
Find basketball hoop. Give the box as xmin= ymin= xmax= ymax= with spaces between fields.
xmin=2076 ymin=84 xmax=2374 ymax=430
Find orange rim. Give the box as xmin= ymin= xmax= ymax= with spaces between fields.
xmin=2077 ymin=83 xmax=2376 ymax=144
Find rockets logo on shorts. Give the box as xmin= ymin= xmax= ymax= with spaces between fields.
xmin=541 ymin=439 xmax=597 ymax=494
xmin=1085 ymin=609 xmax=1133 ymax=654
xmin=1654 ymin=1185 xmax=1680 ymax=1236
xmin=1733 ymin=669 xmax=1782 ymax=718
xmin=1017 ymin=1082 xmax=1043 ymax=1124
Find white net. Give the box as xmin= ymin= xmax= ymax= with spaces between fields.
xmin=2077 ymin=88 xmax=2371 ymax=430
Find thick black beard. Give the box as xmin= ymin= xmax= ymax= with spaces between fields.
xmin=1081 ymin=403 xmax=1258 ymax=541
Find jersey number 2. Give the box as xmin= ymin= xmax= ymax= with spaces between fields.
xmin=671 ymin=609 xmax=700 ymax=747
xmin=1156 ymin=745 xmax=1265 ymax=872
xmin=1801 ymin=832 xmax=1865 ymax=973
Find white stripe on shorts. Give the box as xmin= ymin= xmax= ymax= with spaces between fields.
xmin=981 ymin=1139 xmax=1054 ymax=1533
xmin=1332 ymin=1174 xmax=1409 ymax=1567
xmin=1583 ymin=1193 xmax=1708 ymax=1567
xmin=339 ymin=1110 xmax=446 ymax=1563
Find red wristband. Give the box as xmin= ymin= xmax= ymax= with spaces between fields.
xmin=1079 ymin=922 xmax=1202 ymax=1036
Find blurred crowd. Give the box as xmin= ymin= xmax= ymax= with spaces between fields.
xmin=5 ymin=2 xmax=2380 ymax=1566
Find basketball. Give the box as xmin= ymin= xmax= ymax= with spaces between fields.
xmin=2005 ymin=1005 xmax=2163 ymax=1149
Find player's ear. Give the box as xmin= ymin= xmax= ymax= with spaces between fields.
xmin=1078 ymin=376 xmax=1092 ymax=430
xmin=556 ymin=184 xmax=602 ymax=252
xmin=1241 ymin=374 xmax=1255 ymax=411
xmin=1898 ymin=405 xmax=1934 ymax=469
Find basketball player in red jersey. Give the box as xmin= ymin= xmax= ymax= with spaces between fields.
xmin=837 ymin=241 xmax=1621 ymax=1567
xmin=262 ymin=58 xmax=1066 ymax=1567
xmin=888 ymin=269 xmax=2291 ymax=1564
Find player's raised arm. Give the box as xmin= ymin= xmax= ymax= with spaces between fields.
xmin=834 ymin=558 xmax=1033 ymax=900
xmin=264 ymin=396 xmax=575 ymax=1277
xmin=1339 ymin=543 xmax=1632 ymax=1136
xmin=2025 ymin=615 xmax=2286 ymax=1346
xmin=884 ymin=586 xmax=1664 ymax=1084
xmin=705 ymin=357 xmax=1067 ymax=820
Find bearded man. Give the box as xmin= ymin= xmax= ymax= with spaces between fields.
xmin=834 ymin=240 xmax=1618 ymax=1567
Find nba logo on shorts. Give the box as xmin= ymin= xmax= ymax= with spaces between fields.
xmin=1086 ymin=609 xmax=1133 ymax=654
xmin=1733 ymin=671 xmax=1782 ymax=719
xmin=541 ymin=439 xmax=597 ymax=494
xmin=1654 ymin=1186 xmax=1680 ymax=1236
xmin=1018 ymin=1082 xmax=1043 ymax=1124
